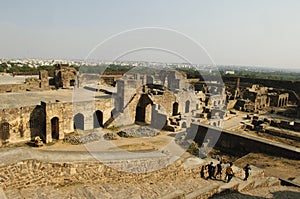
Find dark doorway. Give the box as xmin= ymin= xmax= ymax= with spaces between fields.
xmin=70 ymin=79 xmax=75 ymax=86
xmin=136 ymin=106 xmax=146 ymax=122
xmin=51 ymin=117 xmax=59 ymax=140
xmin=30 ymin=106 xmax=46 ymax=141
xmin=94 ymin=110 xmax=103 ymax=128
xmin=185 ymin=100 xmax=190 ymax=113
xmin=172 ymin=102 xmax=179 ymax=116
xmin=74 ymin=113 xmax=84 ymax=130
xmin=135 ymin=94 xmax=153 ymax=124
xmin=0 ymin=122 xmax=10 ymax=141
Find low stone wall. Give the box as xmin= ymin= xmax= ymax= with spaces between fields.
xmin=193 ymin=123 xmax=300 ymax=160
xmin=0 ymin=158 xmax=201 ymax=190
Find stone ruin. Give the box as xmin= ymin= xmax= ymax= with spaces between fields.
xmin=106 ymin=69 xmax=207 ymax=131
xmin=227 ymin=80 xmax=290 ymax=113
xmin=0 ymin=64 xmax=78 ymax=93
xmin=53 ymin=64 xmax=78 ymax=89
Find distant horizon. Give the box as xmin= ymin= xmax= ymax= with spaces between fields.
xmin=1 ymin=57 xmax=300 ymax=72
xmin=1 ymin=1 xmax=300 ymax=69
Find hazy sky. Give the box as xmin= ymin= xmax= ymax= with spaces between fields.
xmin=1 ymin=0 xmax=300 ymax=68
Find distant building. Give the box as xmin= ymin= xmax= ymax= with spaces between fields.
xmin=225 ymin=71 xmax=235 ymax=75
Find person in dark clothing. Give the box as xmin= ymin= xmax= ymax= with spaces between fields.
xmin=206 ymin=162 xmax=215 ymax=179
xmin=215 ymin=161 xmax=223 ymax=179
xmin=243 ymin=164 xmax=251 ymax=181
xmin=226 ymin=162 xmax=234 ymax=183
xmin=200 ymin=165 xmax=205 ymax=179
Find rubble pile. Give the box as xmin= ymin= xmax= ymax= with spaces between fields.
xmin=63 ymin=133 xmax=101 ymax=145
xmin=118 ymin=127 xmax=160 ymax=138
xmin=103 ymin=132 xmax=118 ymax=140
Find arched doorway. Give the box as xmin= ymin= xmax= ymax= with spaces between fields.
xmin=135 ymin=94 xmax=153 ymax=124
xmin=94 ymin=110 xmax=103 ymax=128
xmin=51 ymin=117 xmax=59 ymax=140
xmin=136 ymin=104 xmax=153 ymax=124
xmin=74 ymin=113 xmax=84 ymax=130
xmin=0 ymin=122 xmax=10 ymax=141
xmin=172 ymin=102 xmax=179 ymax=116
xmin=185 ymin=100 xmax=190 ymax=113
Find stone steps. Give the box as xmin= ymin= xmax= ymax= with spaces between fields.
xmin=217 ymin=180 xmax=240 ymax=194
xmin=185 ymin=183 xmax=220 ymax=199
xmin=237 ymin=179 xmax=255 ymax=192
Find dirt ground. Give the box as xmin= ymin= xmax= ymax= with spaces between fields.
xmin=35 ymin=129 xmax=175 ymax=153
xmin=234 ymin=153 xmax=300 ymax=181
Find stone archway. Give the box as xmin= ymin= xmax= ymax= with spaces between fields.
xmin=51 ymin=117 xmax=59 ymax=140
xmin=135 ymin=94 xmax=153 ymax=124
xmin=94 ymin=110 xmax=103 ymax=128
xmin=74 ymin=113 xmax=84 ymax=130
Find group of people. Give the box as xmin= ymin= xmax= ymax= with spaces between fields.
xmin=200 ymin=161 xmax=251 ymax=183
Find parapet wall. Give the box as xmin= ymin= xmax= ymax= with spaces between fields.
xmin=193 ymin=123 xmax=300 ymax=160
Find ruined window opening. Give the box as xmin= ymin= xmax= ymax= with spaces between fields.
xmin=185 ymin=100 xmax=190 ymax=113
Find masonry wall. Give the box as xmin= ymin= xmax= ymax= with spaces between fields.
xmin=0 ymin=84 xmax=27 ymax=93
xmin=0 ymin=105 xmax=45 ymax=144
xmin=0 ymin=158 xmax=201 ymax=190
xmin=0 ymin=98 xmax=113 ymax=144
xmin=44 ymin=98 xmax=113 ymax=143
xmin=193 ymin=123 xmax=300 ymax=159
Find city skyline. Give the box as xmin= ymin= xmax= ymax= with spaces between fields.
xmin=1 ymin=0 xmax=300 ymax=68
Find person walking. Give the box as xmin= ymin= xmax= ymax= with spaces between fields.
xmin=224 ymin=162 xmax=230 ymax=181
xmin=206 ymin=162 xmax=215 ymax=179
xmin=243 ymin=164 xmax=251 ymax=181
xmin=215 ymin=161 xmax=223 ymax=179
xmin=200 ymin=165 xmax=205 ymax=179
xmin=226 ymin=162 xmax=234 ymax=183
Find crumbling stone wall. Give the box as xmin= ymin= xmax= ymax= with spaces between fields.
xmin=39 ymin=70 xmax=49 ymax=89
xmin=54 ymin=64 xmax=78 ymax=89
xmin=44 ymin=98 xmax=113 ymax=143
xmin=0 ymin=71 xmax=50 ymax=93
xmin=0 ymin=158 xmax=201 ymax=191
xmin=0 ymin=105 xmax=46 ymax=144
xmin=0 ymin=98 xmax=113 ymax=144
xmin=0 ymin=84 xmax=27 ymax=93
xmin=110 ymin=71 xmax=200 ymax=130
xmin=269 ymin=93 xmax=289 ymax=107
